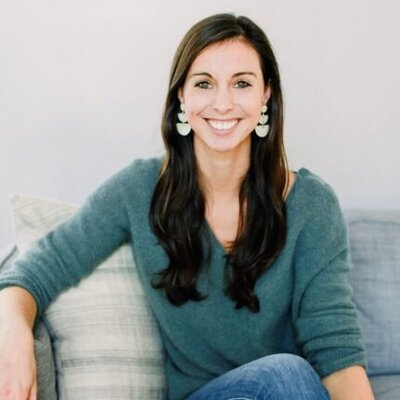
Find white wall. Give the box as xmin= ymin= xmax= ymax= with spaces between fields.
xmin=1 ymin=0 xmax=399 ymax=247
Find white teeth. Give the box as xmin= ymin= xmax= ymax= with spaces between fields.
xmin=207 ymin=119 xmax=238 ymax=131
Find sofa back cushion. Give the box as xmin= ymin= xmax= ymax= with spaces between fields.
xmin=345 ymin=209 xmax=400 ymax=376
xmin=9 ymin=194 xmax=166 ymax=399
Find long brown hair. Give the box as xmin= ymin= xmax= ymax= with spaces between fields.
xmin=150 ymin=13 xmax=289 ymax=312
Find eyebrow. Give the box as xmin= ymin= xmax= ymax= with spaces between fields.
xmin=189 ymin=72 xmax=258 ymax=79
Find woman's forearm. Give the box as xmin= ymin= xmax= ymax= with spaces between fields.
xmin=0 ymin=286 xmax=37 ymax=331
xmin=322 ymin=365 xmax=375 ymax=400
xmin=0 ymin=286 xmax=38 ymax=399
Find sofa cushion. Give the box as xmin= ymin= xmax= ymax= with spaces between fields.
xmin=370 ymin=375 xmax=400 ymax=400
xmin=0 ymin=244 xmax=57 ymax=400
xmin=345 ymin=209 xmax=400 ymax=376
xmin=33 ymin=320 xmax=58 ymax=400
xmin=0 ymin=244 xmax=18 ymax=271
xmin=9 ymin=194 xmax=166 ymax=400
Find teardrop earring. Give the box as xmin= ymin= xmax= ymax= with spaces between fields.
xmin=176 ymin=103 xmax=192 ymax=136
xmin=255 ymin=105 xmax=270 ymax=138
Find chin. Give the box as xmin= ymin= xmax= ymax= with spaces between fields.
xmin=193 ymin=128 xmax=251 ymax=154
xmin=203 ymin=140 xmax=249 ymax=155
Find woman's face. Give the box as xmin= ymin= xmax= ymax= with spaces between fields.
xmin=178 ymin=39 xmax=271 ymax=156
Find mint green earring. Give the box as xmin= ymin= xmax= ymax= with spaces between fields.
xmin=176 ymin=103 xmax=192 ymax=136
xmin=255 ymin=105 xmax=270 ymax=138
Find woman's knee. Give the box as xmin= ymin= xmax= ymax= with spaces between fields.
xmin=257 ymin=353 xmax=316 ymax=374
xmin=248 ymin=354 xmax=321 ymax=383
xmin=255 ymin=354 xmax=328 ymax=399
xmin=238 ymin=353 xmax=329 ymax=399
xmin=187 ymin=354 xmax=330 ymax=400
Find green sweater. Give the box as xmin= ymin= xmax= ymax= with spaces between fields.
xmin=0 ymin=157 xmax=366 ymax=400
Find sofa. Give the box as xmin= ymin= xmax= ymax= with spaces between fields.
xmin=0 ymin=194 xmax=399 ymax=399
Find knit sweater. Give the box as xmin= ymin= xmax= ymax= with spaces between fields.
xmin=0 ymin=157 xmax=366 ymax=400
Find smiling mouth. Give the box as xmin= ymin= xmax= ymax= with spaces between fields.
xmin=206 ymin=119 xmax=239 ymax=131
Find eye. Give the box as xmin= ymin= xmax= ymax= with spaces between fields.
xmin=194 ymin=81 xmax=212 ymax=89
xmin=234 ymin=81 xmax=251 ymax=89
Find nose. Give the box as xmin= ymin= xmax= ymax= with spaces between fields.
xmin=212 ymin=87 xmax=234 ymax=114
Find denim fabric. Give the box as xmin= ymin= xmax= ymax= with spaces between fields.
xmin=186 ymin=354 xmax=330 ymax=400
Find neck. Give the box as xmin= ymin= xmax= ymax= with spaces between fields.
xmin=194 ymin=141 xmax=250 ymax=204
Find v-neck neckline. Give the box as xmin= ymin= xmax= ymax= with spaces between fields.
xmin=204 ymin=168 xmax=306 ymax=256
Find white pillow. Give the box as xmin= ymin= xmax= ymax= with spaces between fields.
xmin=10 ymin=194 xmax=166 ymax=400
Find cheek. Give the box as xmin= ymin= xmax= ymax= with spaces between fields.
xmin=232 ymin=92 xmax=263 ymax=112
xmin=186 ymin=98 xmax=208 ymax=119
xmin=249 ymin=100 xmax=263 ymax=116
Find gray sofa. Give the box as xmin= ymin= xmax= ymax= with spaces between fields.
xmin=0 ymin=208 xmax=399 ymax=399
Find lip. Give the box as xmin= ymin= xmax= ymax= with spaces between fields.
xmin=205 ymin=118 xmax=240 ymax=136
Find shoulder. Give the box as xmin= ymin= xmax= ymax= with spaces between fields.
xmin=107 ymin=156 xmax=163 ymax=190
xmin=88 ymin=156 xmax=164 ymax=203
xmin=289 ymin=167 xmax=343 ymax=222
xmin=122 ymin=156 xmax=163 ymax=181
xmin=290 ymin=170 xmax=350 ymax=285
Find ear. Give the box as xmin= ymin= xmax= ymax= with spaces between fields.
xmin=263 ymin=82 xmax=272 ymax=104
xmin=178 ymin=87 xmax=184 ymax=104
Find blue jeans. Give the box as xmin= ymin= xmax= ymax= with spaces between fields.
xmin=186 ymin=354 xmax=331 ymax=400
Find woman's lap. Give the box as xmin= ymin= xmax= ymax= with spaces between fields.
xmin=186 ymin=353 xmax=330 ymax=400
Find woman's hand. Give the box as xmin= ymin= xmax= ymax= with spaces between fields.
xmin=0 ymin=323 xmax=37 ymax=400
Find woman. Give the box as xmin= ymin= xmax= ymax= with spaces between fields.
xmin=0 ymin=13 xmax=374 ymax=400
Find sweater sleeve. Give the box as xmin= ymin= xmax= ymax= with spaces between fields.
xmin=292 ymin=186 xmax=367 ymax=378
xmin=0 ymin=163 xmax=134 ymax=317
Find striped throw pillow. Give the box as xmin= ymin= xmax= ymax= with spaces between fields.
xmin=10 ymin=194 xmax=166 ymax=400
